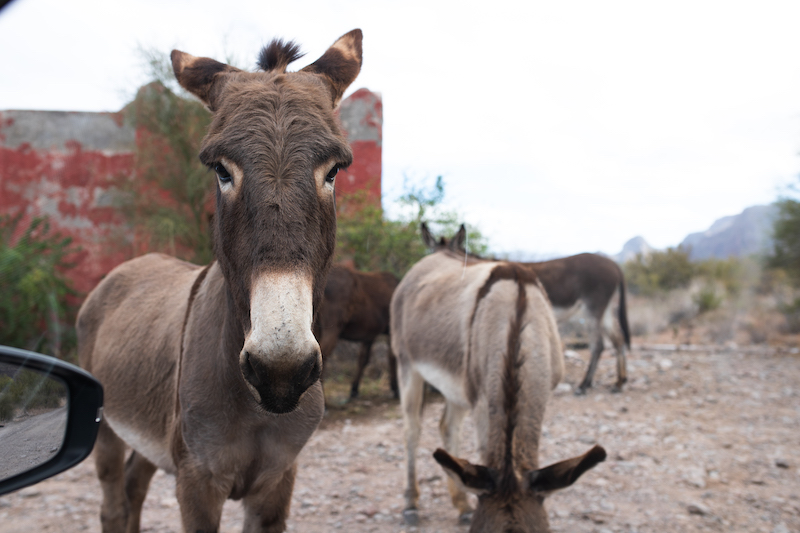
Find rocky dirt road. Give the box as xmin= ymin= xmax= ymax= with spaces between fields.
xmin=1 ymin=343 xmax=798 ymax=532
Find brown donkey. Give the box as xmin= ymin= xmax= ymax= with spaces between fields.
xmin=315 ymin=263 xmax=400 ymax=398
xmin=77 ymin=30 xmax=362 ymax=533
xmin=391 ymin=224 xmax=606 ymax=531
xmin=524 ymin=254 xmax=631 ymax=394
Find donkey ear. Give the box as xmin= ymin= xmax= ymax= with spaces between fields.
xmin=448 ymin=224 xmax=467 ymax=252
xmin=421 ymin=222 xmax=438 ymax=249
xmin=433 ymin=448 xmax=496 ymax=495
xmin=301 ymin=29 xmax=363 ymax=107
xmin=527 ymin=445 xmax=606 ymax=493
xmin=171 ymin=50 xmax=239 ymax=110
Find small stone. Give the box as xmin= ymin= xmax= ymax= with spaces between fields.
xmin=683 ymin=466 xmax=707 ymax=488
xmin=19 ymin=488 xmax=41 ymax=498
xmin=775 ymin=458 xmax=790 ymax=469
xmin=160 ymin=497 xmax=178 ymax=508
xmin=658 ymin=359 xmax=674 ymax=371
xmin=687 ymin=502 xmax=712 ymax=516
xmin=554 ymin=383 xmax=572 ymax=395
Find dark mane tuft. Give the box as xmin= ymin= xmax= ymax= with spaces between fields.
xmin=257 ymin=39 xmax=305 ymax=72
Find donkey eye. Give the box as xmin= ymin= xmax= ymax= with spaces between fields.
xmin=325 ymin=165 xmax=340 ymax=183
xmin=214 ymin=162 xmax=232 ymax=183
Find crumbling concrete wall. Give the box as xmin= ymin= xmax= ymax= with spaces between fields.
xmin=337 ymin=88 xmax=382 ymax=203
xmin=0 ymin=110 xmax=135 ymax=295
xmin=0 ymin=89 xmax=382 ymax=296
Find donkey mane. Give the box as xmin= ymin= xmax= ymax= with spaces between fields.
xmin=439 ymin=246 xmax=487 ymax=265
xmin=257 ymin=39 xmax=305 ymax=72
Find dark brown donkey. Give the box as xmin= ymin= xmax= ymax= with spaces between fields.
xmin=524 ymin=254 xmax=631 ymax=394
xmin=315 ymin=264 xmax=400 ymax=398
xmin=392 ymin=224 xmax=606 ymax=531
xmin=77 ymin=30 xmax=362 ymax=533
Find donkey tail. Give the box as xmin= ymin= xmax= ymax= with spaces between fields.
xmin=617 ymin=276 xmax=631 ymax=349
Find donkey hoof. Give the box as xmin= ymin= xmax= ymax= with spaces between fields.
xmin=611 ymin=385 xmax=624 ymax=394
xmin=574 ymin=387 xmax=588 ymax=396
xmin=458 ymin=511 xmax=473 ymax=525
xmin=403 ymin=509 xmax=420 ymax=526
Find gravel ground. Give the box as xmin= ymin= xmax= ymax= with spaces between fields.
xmin=1 ymin=343 xmax=799 ymax=533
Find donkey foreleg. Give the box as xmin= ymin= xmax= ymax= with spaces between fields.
xmin=349 ymin=341 xmax=374 ymax=399
xmin=123 ymin=451 xmax=157 ymax=533
xmin=175 ymin=462 xmax=228 ymax=533
xmin=577 ymin=323 xmax=605 ymax=395
xmin=399 ymin=366 xmax=426 ymax=525
xmin=438 ymin=401 xmax=472 ymax=522
xmin=609 ymin=330 xmax=628 ymax=393
xmin=387 ymin=346 xmax=399 ymax=399
xmin=94 ymin=421 xmax=130 ymax=533
xmin=242 ymin=463 xmax=297 ymax=533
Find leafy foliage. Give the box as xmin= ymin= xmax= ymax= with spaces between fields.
xmin=0 ymin=215 xmax=79 ymax=357
xmin=693 ymin=256 xmax=744 ymax=296
xmin=692 ymin=283 xmax=723 ymax=314
xmin=767 ymin=196 xmax=800 ymax=286
xmin=115 ymin=48 xmax=215 ymax=264
xmin=623 ymin=246 xmax=694 ymax=295
xmin=335 ymin=176 xmax=488 ymax=277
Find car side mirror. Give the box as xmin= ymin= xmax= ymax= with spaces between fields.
xmin=0 ymin=345 xmax=103 ymax=496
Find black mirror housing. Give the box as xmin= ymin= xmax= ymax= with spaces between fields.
xmin=0 ymin=345 xmax=103 ymax=496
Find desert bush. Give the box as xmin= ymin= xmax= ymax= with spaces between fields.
xmin=767 ymin=196 xmax=800 ymax=285
xmin=0 ymin=215 xmax=79 ymax=358
xmin=778 ymin=297 xmax=800 ymax=334
xmin=694 ymin=256 xmax=746 ymax=296
xmin=335 ymin=176 xmax=488 ymax=277
xmin=624 ymin=246 xmax=694 ymax=295
xmin=693 ymin=283 xmax=723 ymax=314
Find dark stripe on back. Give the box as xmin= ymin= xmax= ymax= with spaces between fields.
xmin=499 ymin=269 xmax=528 ymax=496
xmin=465 ymin=263 xmax=538 ymax=405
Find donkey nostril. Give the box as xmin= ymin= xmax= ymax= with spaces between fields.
xmin=296 ymin=354 xmax=321 ymax=389
xmin=240 ymin=350 xmax=261 ymax=387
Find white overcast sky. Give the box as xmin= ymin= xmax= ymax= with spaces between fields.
xmin=1 ymin=0 xmax=799 ymax=258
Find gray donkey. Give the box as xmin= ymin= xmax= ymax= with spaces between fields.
xmin=391 ymin=224 xmax=606 ymax=532
xmin=78 ymin=30 xmax=362 ymax=533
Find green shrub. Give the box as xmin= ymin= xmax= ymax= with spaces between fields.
xmin=694 ymin=256 xmax=746 ymax=296
xmin=624 ymin=246 xmax=694 ymax=295
xmin=0 ymin=215 xmax=79 ymax=358
xmin=693 ymin=284 xmax=723 ymax=314
xmin=335 ymin=176 xmax=487 ymax=277
xmin=767 ymin=196 xmax=800 ymax=286
xmin=778 ymin=297 xmax=800 ymax=334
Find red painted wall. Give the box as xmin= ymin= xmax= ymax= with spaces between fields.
xmin=0 ymin=89 xmax=382 ymax=296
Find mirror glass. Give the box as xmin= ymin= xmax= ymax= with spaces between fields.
xmin=0 ymin=362 xmax=68 ymax=479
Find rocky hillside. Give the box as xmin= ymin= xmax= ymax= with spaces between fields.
xmin=614 ymin=236 xmax=654 ymax=263
xmin=615 ymin=204 xmax=777 ymax=262
xmin=679 ymin=204 xmax=777 ymax=260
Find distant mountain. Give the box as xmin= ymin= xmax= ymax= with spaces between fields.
xmin=614 ymin=236 xmax=654 ymax=263
xmin=679 ymin=204 xmax=777 ymax=260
